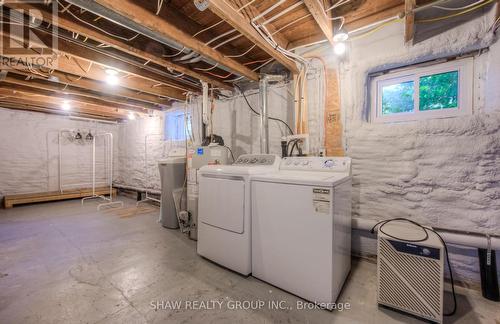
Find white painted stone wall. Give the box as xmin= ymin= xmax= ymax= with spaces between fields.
xmin=114 ymin=111 xmax=167 ymax=191
xmin=337 ymin=11 xmax=500 ymax=284
xmin=0 ymin=109 xmax=118 ymax=200
xmin=209 ymin=83 xmax=294 ymax=156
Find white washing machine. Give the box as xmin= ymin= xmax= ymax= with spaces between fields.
xmin=251 ymin=157 xmax=352 ymax=308
xmin=197 ymin=154 xmax=280 ymax=275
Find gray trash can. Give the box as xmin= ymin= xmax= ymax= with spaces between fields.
xmin=158 ymin=156 xmax=186 ymax=229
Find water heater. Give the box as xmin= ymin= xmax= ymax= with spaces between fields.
xmin=377 ymin=221 xmax=444 ymax=323
xmin=186 ymin=145 xmax=229 ymax=240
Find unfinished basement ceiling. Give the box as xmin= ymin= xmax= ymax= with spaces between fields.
xmin=1 ymin=0 xmax=495 ymax=121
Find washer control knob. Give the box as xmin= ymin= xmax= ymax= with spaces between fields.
xmin=285 ymin=159 xmax=292 ymax=165
xmin=422 ymin=248 xmax=431 ymax=256
xmin=250 ymin=158 xmax=258 ymax=164
xmin=302 ymin=161 xmax=310 ymax=166
xmin=294 ymin=160 xmax=301 ymax=166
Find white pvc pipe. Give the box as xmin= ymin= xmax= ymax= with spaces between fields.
xmin=353 ymin=217 xmax=500 ymax=250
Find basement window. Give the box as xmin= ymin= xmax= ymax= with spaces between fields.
xmin=370 ymin=58 xmax=473 ymax=123
xmin=164 ymin=110 xmax=188 ymax=141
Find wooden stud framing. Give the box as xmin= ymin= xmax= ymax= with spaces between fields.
xmin=405 ymin=0 xmax=416 ymax=44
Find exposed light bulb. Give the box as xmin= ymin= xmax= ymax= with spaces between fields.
xmin=106 ymin=75 xmax=119 ymax=86
xmin=128 ymin=112 xmax=136 ymax=120
xmin=105 ymin=69 xmax=120 ymax=86
xmin=334 ymin=42 xmax=346 ymax=56
xmin=62 ymin=100 xmax=71 ymax=111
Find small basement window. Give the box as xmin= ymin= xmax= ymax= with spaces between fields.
xmin=164 ymin=109 xmax=189 ymax=141
xmin=370 ymin=58 xmax=473 ymax=123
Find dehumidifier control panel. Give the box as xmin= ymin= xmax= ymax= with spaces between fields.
xmin=387 ymin=240 xmax=441 ymax=260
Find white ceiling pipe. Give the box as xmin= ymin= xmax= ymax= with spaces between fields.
xmin=353 ymin=217 xmax=500 ymax=250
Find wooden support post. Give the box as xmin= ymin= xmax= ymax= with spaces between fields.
xmin=405 ymin=0 xmax=416 ymax=44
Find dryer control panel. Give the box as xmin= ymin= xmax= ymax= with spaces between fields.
xmin=234 ymin=154 xmax=277 ymax=166
xmin=281 ymin=157 xmax=351 ymax=173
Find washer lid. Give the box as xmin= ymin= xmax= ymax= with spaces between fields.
xmin=251 ymin=170 xmax=350 ymax=186
xmin=200 ymin=164 xmax=279 ymax=176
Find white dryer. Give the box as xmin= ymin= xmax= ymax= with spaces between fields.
xmin=197 ymin=154 xmax=280 ymax=275
xmin=251 ymin=157 xmax=352 ymax=308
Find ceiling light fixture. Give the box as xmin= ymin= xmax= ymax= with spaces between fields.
xmin=128 ymin=112 xmax=136 ymax=120
xmin=105 ymin=69 xmax=120 ymax=86
xmin=333 ymin=29 xmax=349 ymax=42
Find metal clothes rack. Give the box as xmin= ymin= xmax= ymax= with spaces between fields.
xmin=58 ymin=129 xmax=107 ymax=193
xmin=81 ymin=132 xmax=123 ymax=210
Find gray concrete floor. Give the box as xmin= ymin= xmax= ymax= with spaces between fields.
xmin=0 ymin=197 xmax=498 ymax=324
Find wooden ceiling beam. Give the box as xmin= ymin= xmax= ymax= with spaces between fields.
xmin=90 ymin=0 xmax=259 ymax=81
xmin=0 ymin=84 xmax=134 ymax=115
xmin=0 ymin=101 xmax=123 ymax=121
xmin=303 ymin=0 xmax=335 ymax=46
xmin=8 ymin=69 xmax=170 ymax=106
xmin=1 ymin=75 xmax=159 ymax=112
xmin=0 ymin=89 xmax=128 ymax=119
xmin=3 ymin=2 xmax=232 ymax=91
xmin=208 ymin=0 xmax=299 ymax=74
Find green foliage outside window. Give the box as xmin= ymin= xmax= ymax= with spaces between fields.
xmin=382 ymin=81 xmax=415 ymax=115
xmin=419 ymin=71 xmax=458 ymax=111
xmin=380 ymin=70 xmax=459 ymax=116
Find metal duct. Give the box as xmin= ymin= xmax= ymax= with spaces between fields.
xmin=259 ymin=74 xmax=283 ymax=154
xmin=259 ymin=75 xmax=269 ymax=154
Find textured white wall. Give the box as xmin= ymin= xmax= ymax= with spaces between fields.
xmin=211 ymin=83 xmax=294 ymax=156
xmin=0 ymin=109 xmax=118 ymax=199
xmin=342 ymin=14 xmax=500 ymax=233
xmin=114 ymin=112 xmax=166 ymax=191
xmin=339 ymin=12 xmax=500 ymax=283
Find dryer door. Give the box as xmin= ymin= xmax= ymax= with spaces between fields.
xmin=199 ymin=175 xmax=245 ymax=234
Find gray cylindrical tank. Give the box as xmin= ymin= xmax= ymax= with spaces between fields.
xmin=158 ymin=157 xmax=186 ymax=229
